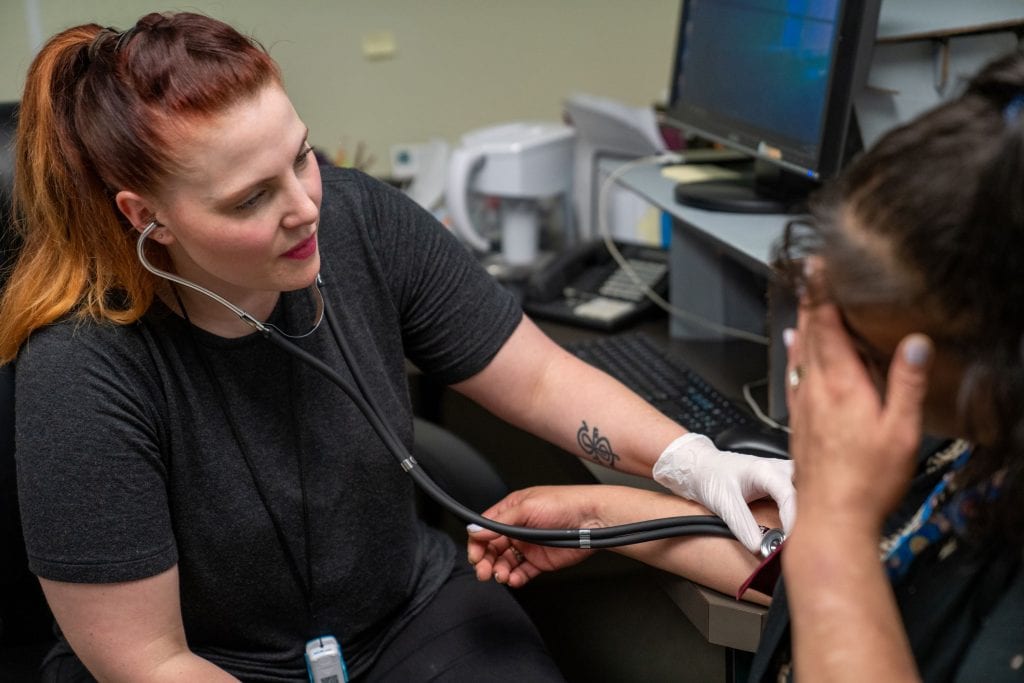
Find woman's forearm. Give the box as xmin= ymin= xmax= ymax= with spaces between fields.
xmin=454 ymin=318 xmax=686 ymax=477
xmin=783 ymin=520 xmax=920 ymax=681
xmin=612 ymin=534 xmax=772 ymax=606
xmin=588 ymin=487 xmax=778 ymax=605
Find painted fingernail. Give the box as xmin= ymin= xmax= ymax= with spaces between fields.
xmin=903 ymin=335 xmax=932 ymax=367
xmin=783 ymin=328 xmax=795 ymax=348
xmin=466 ymin=523 xmax=483 ymax=533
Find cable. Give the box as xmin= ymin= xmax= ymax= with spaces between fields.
xmin=598 ymin=158 xmax=786 ymax=431
xmin=135 ymin=228 xmax=767 ymax=553
xmin=595 ymin=155 xmax=771 ymax=346
xmin=268 ymin=326 xmax=733 ymax=548
xmin=740 ymin=378 xmax=790 ymax=433
xmin=255 ymin=288 xmax=738 ymax=550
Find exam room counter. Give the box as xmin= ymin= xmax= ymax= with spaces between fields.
xmin=407 ymin=314 xmax=772 ymax=683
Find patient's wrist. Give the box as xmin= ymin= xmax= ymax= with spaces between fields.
xmin=786 ymin=516 xmax=880 ymax=565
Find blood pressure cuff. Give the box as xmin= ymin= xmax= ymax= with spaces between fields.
xmin=736 ymin=540 xmax=783 ymax=600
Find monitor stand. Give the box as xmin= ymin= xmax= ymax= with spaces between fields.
xmin=673 ymin=159 xmax=818 ymax=215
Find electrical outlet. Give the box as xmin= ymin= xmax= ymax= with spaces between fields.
xmin=390 ymin=144 xmax=420 ymax=180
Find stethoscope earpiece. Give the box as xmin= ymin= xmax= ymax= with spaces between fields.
xmin=135 ymin=224 xmax=324 ymax=338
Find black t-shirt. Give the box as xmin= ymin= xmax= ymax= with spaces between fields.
xmin=15 ymin=166 xmax=522 ymax=680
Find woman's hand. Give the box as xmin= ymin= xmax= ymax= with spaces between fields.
xmin=469 ymin=484 xmax=781 ymax=602
xmin=781 ymin=270 xmax=933 ymax=681
xmin=652 ymin=434 xmax=795 ymax=552
xmin=785 ymin=298 xmax=933 ymax=534
xmin=466 ymin=486 xmax=603 ymax=588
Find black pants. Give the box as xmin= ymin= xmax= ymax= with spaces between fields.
xmin=40 ymin=563 xmax=564 ymax=682
xmin=359 ymin=562 xmax=565 ymax=682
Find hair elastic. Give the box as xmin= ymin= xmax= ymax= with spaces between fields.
xmin=86 ymin=25 xmax=140 ymax=62
xmin=86 ymin=27 xmax=119 ymax=61
xmin=114 ymin=25 xmax=140 ymax=53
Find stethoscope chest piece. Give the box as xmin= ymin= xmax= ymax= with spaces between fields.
xmin=760 ymin=528 xmax=785 ymax=558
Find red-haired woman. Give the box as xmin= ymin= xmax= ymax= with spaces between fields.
xmin=3 ymin=12 xmax=794 ymax=682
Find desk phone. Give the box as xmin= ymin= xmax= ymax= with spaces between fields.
xmin=523 ymin=240 xmax=668 ymax=331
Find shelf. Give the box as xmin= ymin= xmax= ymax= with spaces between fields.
xmin=877 ymin=0 xmax=1024 ymax=43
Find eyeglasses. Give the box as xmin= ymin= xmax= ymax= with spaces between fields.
xmin=836 ymin=306 xmax=894 ymax=376
xmin=775 ymin=218 xmax=895 ymax=372
xmin=773 ymin=218 xmax=825 ymax=301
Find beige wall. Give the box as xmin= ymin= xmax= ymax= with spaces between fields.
xmin=0 ymin=1 xmax=679 ymax=176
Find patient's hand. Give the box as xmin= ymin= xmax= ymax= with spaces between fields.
xmin=466 ymin=486 xmax=601 ymax=588
xmin=468 ymin=484 xmax=781 ymax=602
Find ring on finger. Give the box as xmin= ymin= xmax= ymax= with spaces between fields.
xmin=510 ymin=546 xmax=525 ymax=563
xmin=788 ymin=365 xmax=804 ymax=389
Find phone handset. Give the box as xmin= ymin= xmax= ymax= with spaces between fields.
xmin=521 ymin=239 xmax=669 ymax=331
xmin=525 ymin=240 xmax=609 ymax=303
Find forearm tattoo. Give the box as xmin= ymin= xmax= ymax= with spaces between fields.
xmin=576 ymin=420 xmax=619 ymax=468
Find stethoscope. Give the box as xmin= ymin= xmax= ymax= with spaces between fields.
xmin=137 ymin=221 xmax=783 ymax=556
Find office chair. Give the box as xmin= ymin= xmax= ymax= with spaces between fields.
xmin=0 ymin=101 xmax=18 ymax=286
xmin=412 ymin=416 xmax=510 ymax=534
xmin=0 ymin=365 xmax=54 ymax=681
xmin=0 ymin=100 xmax=57 ymax=680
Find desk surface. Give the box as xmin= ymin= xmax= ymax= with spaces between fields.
xmin=538 ymin=316 xmax=771 ymax=422
xmin=601 ymin=159 xmax=794 ymax=273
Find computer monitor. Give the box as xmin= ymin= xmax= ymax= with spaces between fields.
xmin=666 ymin=0 xmax=881 ymax=213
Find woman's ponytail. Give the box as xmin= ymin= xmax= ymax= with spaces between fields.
xmin=0 ymin=13 xmax=280 ymax=363
xmin=0 ymin=25 xmax=140 ymax=364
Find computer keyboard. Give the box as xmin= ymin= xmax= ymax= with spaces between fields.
xmin=565 ymin=332 xmax=758 ymax=436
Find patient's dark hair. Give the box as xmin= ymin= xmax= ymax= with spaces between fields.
xmin=779 ymin=49 xmax=1024 ymax=546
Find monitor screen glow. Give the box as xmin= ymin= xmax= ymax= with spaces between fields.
xmin=668 ymin=0 xmax=880 ymax=193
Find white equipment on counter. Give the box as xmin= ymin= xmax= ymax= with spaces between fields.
xmin=445 ymin=122 xmax=575 ymax=271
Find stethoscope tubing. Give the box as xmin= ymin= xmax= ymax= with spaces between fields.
xmin=266 ymin=328 xmax=735 ymax=549
xmin=136 ymin=224 xmax=736 ymax=550
xmin=272 ymin=282 xmax=736 ymax=550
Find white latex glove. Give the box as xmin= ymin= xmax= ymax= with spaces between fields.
xmin=652 ymin=433 xmax=796 ymax=553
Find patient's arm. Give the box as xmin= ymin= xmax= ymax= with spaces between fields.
xmin=466 ymin=484 xmax=780 ymax=606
